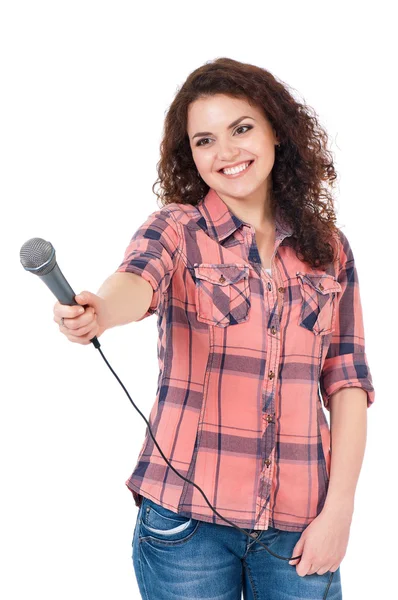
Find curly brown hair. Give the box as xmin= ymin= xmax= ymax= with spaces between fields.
xmin=152 ymin=57 xmax=341 ymax=270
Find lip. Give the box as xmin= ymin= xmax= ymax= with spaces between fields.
xmin=218 ymin=160 xmax=254 ymax=178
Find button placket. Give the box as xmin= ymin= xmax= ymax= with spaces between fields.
xmin=254 ymin=232 xmax=289 ymax=529
xmin=262 ymin=269 xmax=279 ymax=512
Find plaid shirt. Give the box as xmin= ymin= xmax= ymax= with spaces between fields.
xmin=115 ymin=187 xmax=375 ymax=532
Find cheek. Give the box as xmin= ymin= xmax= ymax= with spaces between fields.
xmin=193 ymin=151 xmax=214 ymax=173
xmin=250 ymin=134 xmax=275 ymax=155
xmin=252 ymin=141 xmax=276 ymax=169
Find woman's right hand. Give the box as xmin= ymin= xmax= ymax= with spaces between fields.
xmin=53 ymin=291 xmax=109 ymax=345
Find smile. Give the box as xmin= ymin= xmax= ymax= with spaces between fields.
xmin=218 ymin=160 xmax=254 ymax=178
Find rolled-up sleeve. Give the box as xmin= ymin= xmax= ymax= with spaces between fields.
xmin=115 ymin=208 xmax=180 ymax=321
xmin=319 ymin=230 xmax=375 ymax=410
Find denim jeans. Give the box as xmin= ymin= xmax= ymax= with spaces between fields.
xmin=132 ymin=496 xmax=343 ymax=599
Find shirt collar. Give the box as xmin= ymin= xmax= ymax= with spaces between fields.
xmin=197 ymin=187 xmax=294 ymax=243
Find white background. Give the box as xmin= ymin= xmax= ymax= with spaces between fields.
xmin=1 ymin=1 xmax=395 ymax=598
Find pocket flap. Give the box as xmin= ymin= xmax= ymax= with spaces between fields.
xmin=194 ymin=263 xmax=249 ymax=285
xmin=296 ymin=271 xmax=342 ymax=294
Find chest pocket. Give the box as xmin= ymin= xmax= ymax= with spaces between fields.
xmin=296 ymin=271 xmax=342 ymax=335
xmin=193 ymin=263 xmax=251 ymax=327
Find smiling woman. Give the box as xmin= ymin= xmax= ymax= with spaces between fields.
xmin=114 ymin=56 xmax=375 ymax=600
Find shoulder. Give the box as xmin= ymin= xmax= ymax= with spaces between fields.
xmin=137 ymin=203 xmax=200 ymax=247
xmin=146 ymin=202 xmax=196 ymax=220
xmin=146 ymin=201 xmax=201 ymax=231
xmin=333 ymin=227 xmax=355 ymax=273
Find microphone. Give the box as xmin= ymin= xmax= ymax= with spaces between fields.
xmin=19 ymin=237 xmax=100 ymax=349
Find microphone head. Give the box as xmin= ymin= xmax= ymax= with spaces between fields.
xmin=20 ymin=238 xmax=56 ymax=275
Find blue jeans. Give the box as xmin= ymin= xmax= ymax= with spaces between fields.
xmin=132 ymin=496 xmax=343 ymax=599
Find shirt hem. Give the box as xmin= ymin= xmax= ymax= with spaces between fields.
xmin=125 ymin=480 xmax=311 ymax=533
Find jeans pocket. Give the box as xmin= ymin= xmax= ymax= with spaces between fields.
xmin=194 ymin=262 xmax=251 ymax=327
xmin=296 ymin=272 xmax=341 ymax=335
xmin=139 ymin=497 xmax=201 ymax=545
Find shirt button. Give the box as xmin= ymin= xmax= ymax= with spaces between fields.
xmin=267 ymin=281 xmax=272 ymax=291
xmin=271 ymin=326 xmax=276 ymax=335
xmin=278 ymin=286 xmax=285 ymax=293
xmin=268 ymin=370 xmax=275 ymax=379
xmin=265 ymin=459 xmax=271 ymax=467
xmin=219 ymin=275 xmax=226 ymax=283
xmin=318 ymin=282 xmax=324 ymax=291
xmin=266 ymin=414 xmax=274 ymax=423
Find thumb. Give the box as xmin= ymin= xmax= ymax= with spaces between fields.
xmin=289 ymin=538 xmax=304 ymax=566
xmin=75 ymin=291 xmax=97 ymax=306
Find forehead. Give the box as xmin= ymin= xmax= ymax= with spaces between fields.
xmin=187 ymin=94 xmax=265 ymax=129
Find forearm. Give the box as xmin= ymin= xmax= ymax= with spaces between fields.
xmin=96 ymin=272 xmax=153 ymax=328
xmin=322 ymin=386 xmax=368 ymax=517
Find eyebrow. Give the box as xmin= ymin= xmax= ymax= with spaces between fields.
xmin=191 ymin=116 xmax=255 ymax=140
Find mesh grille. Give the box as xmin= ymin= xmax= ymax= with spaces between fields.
xmin=20 ymin=238 xmax=56 ymax=275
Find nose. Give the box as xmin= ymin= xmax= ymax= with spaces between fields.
xmin=216 ymin=137 xmax=240 ymax=161
xmin=217 ymin=148 xmax=240 ymax=162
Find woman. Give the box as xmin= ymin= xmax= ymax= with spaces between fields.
xmin=53 ymin=57 xmax=375 ymax=599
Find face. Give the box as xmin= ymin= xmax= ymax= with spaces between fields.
xmin=187 ymin=94 xmax=279 ymax=205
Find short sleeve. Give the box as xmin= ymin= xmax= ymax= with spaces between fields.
xmin=115 ymin=208 xmax=180 ymax=321
xmin=319 ymin=230 xmax=375 ymax=410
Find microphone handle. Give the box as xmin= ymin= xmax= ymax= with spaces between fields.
xmin=39 ymin=263 xmax=101 ymax=349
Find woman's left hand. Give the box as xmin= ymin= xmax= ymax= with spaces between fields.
xmin=288 ymin=507 xmax=352 ymax=576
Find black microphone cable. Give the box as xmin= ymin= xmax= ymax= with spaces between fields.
xmin=20 ymin=237 xmax=334 ymax=600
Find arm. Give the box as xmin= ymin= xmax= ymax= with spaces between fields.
xmin=319 ymin=229 xmax=375 ymax=511
xmin=322 ymin=386 xmax=367 ymax=518
xmin=105 ymin=207 xmax=180 ymax=327
xmin=96 ymin=271 xmax=154 ymax=328
xmin=290 ymin=387 xmax=367 ymax=575
xmin=290 ymin=231 xmax=375 ymax=575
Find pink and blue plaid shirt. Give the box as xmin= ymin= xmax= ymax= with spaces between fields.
xmin=115 ymin=187 xmax=375 ymax=532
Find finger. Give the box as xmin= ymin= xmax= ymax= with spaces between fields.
xmin=306 ymin=564 xmax=316 ymax=575
xmin=54 ymin=304 xmax=86 ymax=319
xmin=289 ymin=549 xmax=302 ymax=565
xmin=296 ymin=559 xmax=312 ymax=577
xmin=328 ymin=563 xmax=339 ymax=573
xmin=315 ymin=566 xmax=330 ymax=576
xmin=60 ymin=319 xmax=96 ymax=337
xmin=64 ymin=331 xmax=95 ymax=345
xmin=60 ymin=309 xmax=95 ymax=330
xmin=69 ymin=321 xmax=96 ymax=336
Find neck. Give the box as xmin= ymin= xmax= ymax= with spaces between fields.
xmin=216 ymin=185 xmax=276 ymax=231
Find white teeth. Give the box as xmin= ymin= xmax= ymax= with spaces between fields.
xmin=222 ymin=161 xmax=251 ymax=175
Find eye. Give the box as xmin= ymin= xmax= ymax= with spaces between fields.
xmin=196 ymin=137 xmax=211 ymax=147
xmin=195 ymin=125 xmax=253 ymax=147
xmin=235 ymin=125 xmax=252 ymax=135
